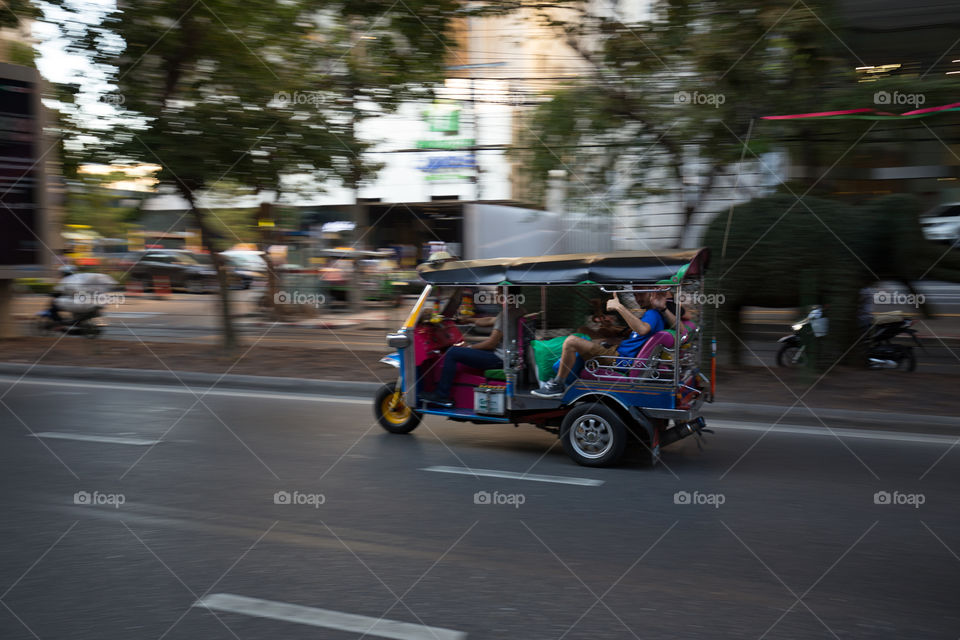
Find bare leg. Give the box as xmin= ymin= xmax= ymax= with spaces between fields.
xmin=556 ymin=336 xmax=601 ymax=382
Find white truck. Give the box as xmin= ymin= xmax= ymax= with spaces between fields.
xmin=461 ymin=203 xmax=612 ymax=260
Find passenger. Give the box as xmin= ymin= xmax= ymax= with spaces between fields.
xmin=660 ymin=289 xmax=691 ymax=329
xmin=533 ymin=291 xmax=666 ymax=398
xmin=420 ymin=287 xmax=525 ymax=407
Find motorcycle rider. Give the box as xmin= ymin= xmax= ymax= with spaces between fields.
xmin=46 ymin=265 xmax=77 ymax=324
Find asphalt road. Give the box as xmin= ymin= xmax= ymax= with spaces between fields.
xmin=1 ymin=377 xmax=958 ymax=639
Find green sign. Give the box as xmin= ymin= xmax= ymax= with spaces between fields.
xmin=425 ymin=103 xmax=460 ymax=133
xmin=415 ymin=138 xmax=475 ymax=150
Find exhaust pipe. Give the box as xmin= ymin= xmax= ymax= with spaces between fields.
xmin=660 ymin=416 xmax=709 ymax=446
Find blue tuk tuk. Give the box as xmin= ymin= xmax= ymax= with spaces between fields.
xmin=374 ymin=249 xmax=713 ymax=467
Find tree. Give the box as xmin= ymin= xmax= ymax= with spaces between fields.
xmin=507 ymin=0 xmax=898 ymax=246
xmin=62 ymin=0 xmax=459 ymax=348
xmin=63 ymin=171 xmax=142 ymax=238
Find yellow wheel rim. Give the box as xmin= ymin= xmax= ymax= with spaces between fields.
xmin=381 ymin=392 xmax=411 ymax=425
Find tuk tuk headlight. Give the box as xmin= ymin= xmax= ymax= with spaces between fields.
xmin=387 ymin=332 xmax=411 ymax=349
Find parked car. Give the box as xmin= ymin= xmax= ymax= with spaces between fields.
xmin=920 ymin=203 xmax=960 ymax=246
xmin=121 ymin=250 xmax=239 ymax=293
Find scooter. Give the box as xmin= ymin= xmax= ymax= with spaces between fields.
xmin=866 ymin=314 xmax=922 ymax=371
xmin=34 ymin=306 xmax=106 ymax=338
xmin=777 ymin=307 xmax=921 ymax=371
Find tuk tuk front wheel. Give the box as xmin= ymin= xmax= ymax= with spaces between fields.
xmin=374 ymin=382 xmax=421 ymax=434
xmin=560 ymin=403 xmax=627 ymax=467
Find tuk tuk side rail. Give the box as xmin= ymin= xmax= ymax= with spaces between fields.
xmin=581 ymin=340 xmax=701 ymax=383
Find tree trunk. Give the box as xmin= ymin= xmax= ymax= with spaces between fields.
xmin=186 ymin=193 xmax=237 ymax=351
xmin=347 ymin=197 xmax=365 ymax=312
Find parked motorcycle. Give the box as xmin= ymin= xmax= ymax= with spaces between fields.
xmin=777 ymin=307 xmax=921 ymax=371
xmin=865 ymin=313 xmax=922 ymax=371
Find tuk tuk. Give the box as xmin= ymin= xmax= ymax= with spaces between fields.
xmin=373 ymin=249 xmax=714 ymax=467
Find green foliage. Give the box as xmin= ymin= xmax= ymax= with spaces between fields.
xmin=55 ymin=0 xmax=461 ymax=346
xmin=514 ymin=0 xmax=960 ymax=245
xmin=701 ymin=192 xmax=960 ymax=364
xmin=5 ymin=40 xmax=35 ymax=67
xmin=0 ymin=0 xmax=39 ymax=29
xmin=64 ymin=0 xmax=460 ymax=196
xmin=516 ymin=1 xmax=856 ymax=209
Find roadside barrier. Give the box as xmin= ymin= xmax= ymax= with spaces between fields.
xmin=152 ymin=275 xmax=172 ymax=299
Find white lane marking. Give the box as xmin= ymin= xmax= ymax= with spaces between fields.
xmin=194 ymin=593 xmax=467 ymax=640
xmin=708 ymin=420 xmax=960 ymax=445
xmin=0 ymin=377 xmax=371 ymax=405
xmin=422 ymin=465 xmax=604 ymax=486
xmin=30 ymin=432 xmax=162 ymax=446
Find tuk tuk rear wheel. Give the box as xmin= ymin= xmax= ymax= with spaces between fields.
xmin=560 ymin=403 xmax=627 ymax=467
xmin=374 ymin=382 xmax=421 ymax=434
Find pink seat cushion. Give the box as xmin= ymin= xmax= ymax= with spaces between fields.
xmin=578 ymin=330 xmax=679 ymax=381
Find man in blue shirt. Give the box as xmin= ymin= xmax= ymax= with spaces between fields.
xmin=533 ymin=291 xmax=666 ymax=397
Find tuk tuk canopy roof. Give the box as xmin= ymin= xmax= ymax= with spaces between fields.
xmin=417 ymin=248 xmax=709 ymax=286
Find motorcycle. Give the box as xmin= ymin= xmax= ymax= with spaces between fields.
xmin=777 ymin=307 xmax=921 ymax=371
xmin=865 ymin=313 xmax=922 ymax=371
xmin=34 ymin=306 xmax=105 ymax=338
xmin=34 ymin=271 xmax=116 ymax=339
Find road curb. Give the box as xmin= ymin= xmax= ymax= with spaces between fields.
xmin=1 ymin=362 xmax=958 ymax=434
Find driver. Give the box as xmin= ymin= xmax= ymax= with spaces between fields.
xmin=421 ymin=287 xmax=525 ymax=407
xmin=46 ymin=265 xmax=77 ymax=323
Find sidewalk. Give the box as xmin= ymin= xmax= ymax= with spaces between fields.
xmin=237 ymin=310 xmax=394 ymax=331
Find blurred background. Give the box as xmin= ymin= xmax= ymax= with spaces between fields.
xmin=3 ymin=0 xmax=960 ymax=350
